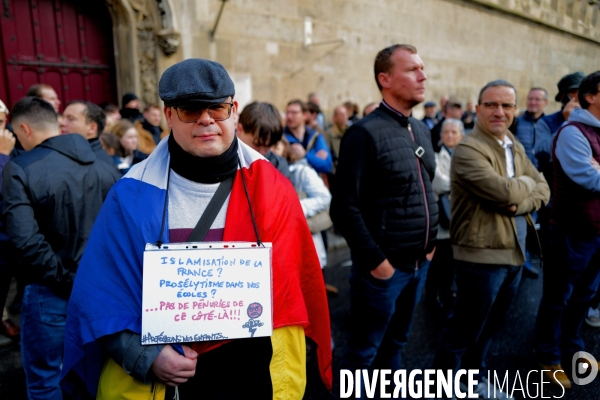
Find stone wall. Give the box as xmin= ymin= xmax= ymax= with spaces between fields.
xmin=165 ymin=0 xmax=600 ymax=118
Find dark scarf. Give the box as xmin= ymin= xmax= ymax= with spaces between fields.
xmin=168 ymin=133 xmax=238 ymax=183
xmin=142 ymin=119 xmax=163 ymax=145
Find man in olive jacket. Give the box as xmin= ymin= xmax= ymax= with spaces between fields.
xmin=433 ymin=80 xmax=550 ymax=396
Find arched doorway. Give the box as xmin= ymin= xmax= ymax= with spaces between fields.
xmin=0 ymin=0 xmax=118 ymax=111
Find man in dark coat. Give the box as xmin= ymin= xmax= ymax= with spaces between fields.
xmin=2 ymin=97 xmax=118 ymax=398
xmin=331 ymin=44 xmax=438 ymax=395
xmin=60 ymin=100 xmax=122 ymax=178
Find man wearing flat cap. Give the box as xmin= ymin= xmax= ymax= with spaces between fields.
xmin=536 ymin=72 xmax=585 ymax=181
xmin=61 ymin=58 xmax=332 ymax=399
xmin=421 ymin=101 xmax=438 ymax=130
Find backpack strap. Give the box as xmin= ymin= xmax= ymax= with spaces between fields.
xmin=305 ymin=131 xmax=321 ymax=153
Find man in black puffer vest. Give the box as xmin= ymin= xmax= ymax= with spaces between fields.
xmin=331 ymin=44 xmax=438 ymax=394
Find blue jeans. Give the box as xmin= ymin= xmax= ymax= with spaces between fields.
xmin=535 ymin=229 xmax=600 ymax=365
xmin=21 ymin=283 xmax=68 ymax=400
xmin=434 ymin=261 xmax=522 ymax=378
xmin=341 ymin=260 xmax=429 ymax=397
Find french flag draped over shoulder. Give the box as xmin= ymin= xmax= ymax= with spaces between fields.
xmin=60 ymin=138 xmax=332 ymax=397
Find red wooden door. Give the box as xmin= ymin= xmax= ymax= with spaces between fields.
xmin=0 ymin=0 xmax=117 ymax=112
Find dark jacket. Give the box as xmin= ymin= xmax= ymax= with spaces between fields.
xmin=112 ymin=150 xmax=148 ymax=176
xmin=89 ymin=137 xmax=122 ymax=178
xmin=536 ymin=110 xmax=565 ymax=189
xmin=330 ymin=105 xmax=438 ymax=272
xmin=1 ymin=134 xmax=118 ymax=296
xmin=265 ymin=150 xmax=291 ymax=181
xmin=430 ymin=117 xmax=445 ymax=152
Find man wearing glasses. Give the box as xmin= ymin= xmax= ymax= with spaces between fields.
xmin=61 ymin=58 xmax=332 ymax=399
xmin=433 ymin=80 xmax=549 ymax=398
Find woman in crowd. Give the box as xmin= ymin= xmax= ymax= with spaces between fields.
xmin=425 ymin=118 xmax=465 ymax=312
xmin=109 ymin=119 xmax=148 ymax=175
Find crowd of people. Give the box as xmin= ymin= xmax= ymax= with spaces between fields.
xmin=0 ymin=43 xmax=599 ymax=400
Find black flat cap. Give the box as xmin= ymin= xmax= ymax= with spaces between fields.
xmin=555 ymin=71 xmax=585 ymax=101
xmin=424 ymin=101 xmax=436 ymax=108
xmin=159 ymin=59 xmax=235 ymax=107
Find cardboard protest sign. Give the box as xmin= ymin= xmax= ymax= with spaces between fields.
xmin=141 ymin=242 xmax=272 ymax=344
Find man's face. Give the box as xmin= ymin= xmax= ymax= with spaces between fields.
xmin=304 ymin=110 xmax=316 ymax=125
xmin=441 ymin=123 xmax=463 ymax=149
xmin=424 ymin=106 xmax=436 ymax=118
xmin=286 ymin=103 xmax=304 ymax=129
xmin=333 ymin=107 xmax=348 ymax=127
xmin=165 ymin=97 xmax=238 ymax=158
xmin=105 ymin=110 xmax=121 ymax=132
xmin=40 ymin=88 xmax=61 ymax=113
xmin=476 ymin=86 xmax=517 ymax=138
xmin=125 ymin=99 xmax=141 ymax=109
xmin=526 ymin=89 xmax=548 ymax=114
xmin=144 ymin=107 xmax=162 ymax=127
xmin=379 ymin=49 xmax=426 ymax=107
xmin=446 ymin=105 xmax=463 ymax=119
xmin=60 ymin=103 xmax=95 ymax=137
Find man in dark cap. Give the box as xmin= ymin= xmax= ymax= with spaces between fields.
xmin=61 ymin=58 xmax=332 ymax=399
xmin=421 ymin=100 xmax=438 ymax=129
xmin=120 ymin=92 xmax=144 ymax=122
xmin=536 ymin=72 xmax=585 ymax=177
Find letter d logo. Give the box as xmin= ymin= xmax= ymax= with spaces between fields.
xmin=572 ymin=351 xmax=598 ymax=386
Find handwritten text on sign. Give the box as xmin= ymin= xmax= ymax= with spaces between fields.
xmin=141 ymin=243 xmax=272 ymax=345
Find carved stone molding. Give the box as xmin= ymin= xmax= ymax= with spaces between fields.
xmin=157 ymin=29 xmax=181 ymax=56
xmin=130 ymin=0 xmax=159 ymax=105
xmin=105 ymin=0 xmax=180 ymax=106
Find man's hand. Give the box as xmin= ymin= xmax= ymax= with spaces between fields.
xmin=290 ymin=143 xmax=306 ymax=160
xmin=315 ymin=149 xmax=328 ymax=160
xmin=426 ymin=247 xmax=436 ymax=261
xmin=505 ymin=205 xmax=517 ymax=214
xmin=370 ymin=259 xmax=395 ymax=280
xmin=562 ymin=95 xmax=580 ymax=121
xmin=0 ymin=129 xmax=15 ymax=156
xmin=151 ymin=345 xmax=198 ymax=386
xmin=517 ymin=175 xmax=536 ymax=193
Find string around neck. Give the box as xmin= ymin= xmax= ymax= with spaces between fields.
xmin=238 ymin=158 xmax=263 ymax=247
xmin=155 ymin=165 xmax=172 ymax=248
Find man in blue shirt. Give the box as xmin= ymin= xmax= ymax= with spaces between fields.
xmin=284 ymin=99 xmax=332 ymax=174
xmin=515 ymin=88 xmax=549 ymax=278
xmin=515 ymin=88 xmax=549 ymax=168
